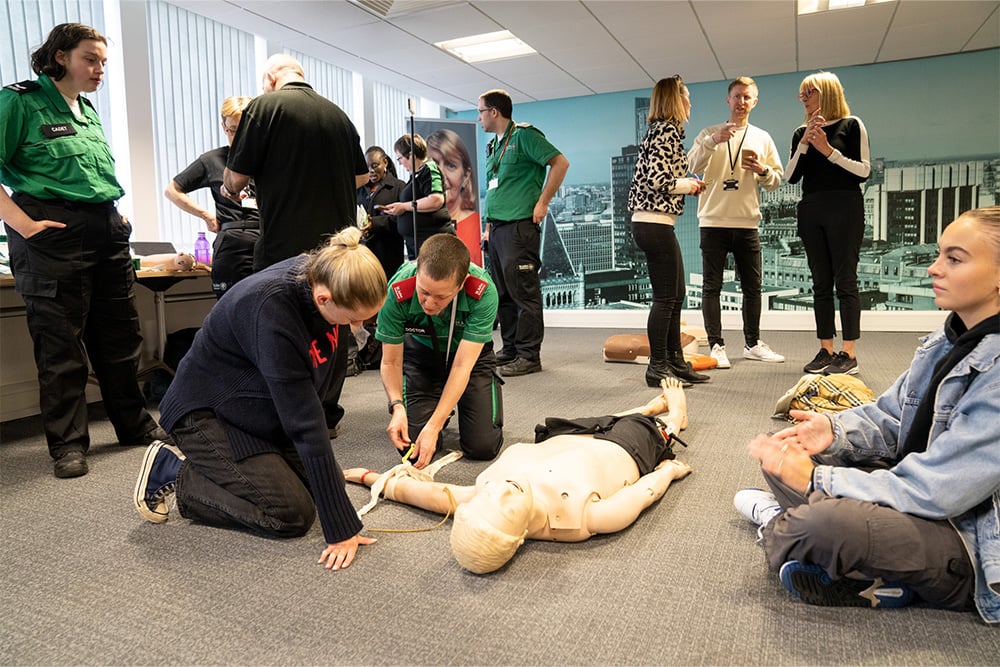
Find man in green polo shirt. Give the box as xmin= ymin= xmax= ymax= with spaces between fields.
xmin=478 ymin=89 xmax=569 ymax=377
xmin=376 ymin=234 xmax=504 ymax=469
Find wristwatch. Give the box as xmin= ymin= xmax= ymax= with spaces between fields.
xmin=388 ymin=399 xmax=405 ymax=415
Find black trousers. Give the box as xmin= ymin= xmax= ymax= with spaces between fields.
xmin=631 ymin=221 xmax=685 ymax=359
xmin=797 ymin=190 xmax=865 ymax=341
xmin=6 ymin=193 xmax=158 ymax=458
xmin=402 ymin=335 xmax=504 ymax=460
xmin=210 ymin=227 xmax=259 ymax=298
xmin=700 ymin=227 xmax=762 ymax=349
xmin=487 ymin=220 xmax=544 ymax=362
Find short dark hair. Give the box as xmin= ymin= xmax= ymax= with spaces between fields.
xmin=416 ymin=234 xmax=470 ymax=286
xmin=31 ymin=23 xmax=107 ymax=80
xmin=479 ymin=89 xmax=512 ymax=119
xmin=394 ymin=133 xmax=427 ymax=160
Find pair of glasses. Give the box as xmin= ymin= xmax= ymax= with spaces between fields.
xmin=797 ymin=88 xmax=819 ymax=101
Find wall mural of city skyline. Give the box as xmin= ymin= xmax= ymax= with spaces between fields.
xmin=454 ymin=49 xmax=1000 ymax=314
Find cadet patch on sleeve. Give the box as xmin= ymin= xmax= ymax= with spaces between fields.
xmin=391 ymin=276 xmax=417 ymax=302
xmin=4 ymin=80 xmax=41 ymax=94
xmin=463 ymin=274 xmax=488 ymax=299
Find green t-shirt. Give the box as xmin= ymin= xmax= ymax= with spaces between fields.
xmin=0 ymin=75 xmax=124 ymax=203
xmin=375 ymin=262 xmax=498 ymax=354
xmin=484 ymin=122 xmax=561 ymax=222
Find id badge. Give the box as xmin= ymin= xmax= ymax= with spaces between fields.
xmin=488 ymin=177 xmax=499 ymax=191
xmin=241 ymin=196 xmax=258 ymax=210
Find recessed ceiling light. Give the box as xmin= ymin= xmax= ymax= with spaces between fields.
xmin=799 ymin=0 xmax=890 ymax=14
xmin=435 ymin=30 xmax=536 ymax=63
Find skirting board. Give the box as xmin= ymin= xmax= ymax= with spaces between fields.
xmin=545 ymin=309 xmax=948 ymax=332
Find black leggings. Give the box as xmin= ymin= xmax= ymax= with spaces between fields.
xmin=631 ymin=221 xmax=685 ymax=360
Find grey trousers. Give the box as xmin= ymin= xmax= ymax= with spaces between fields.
xmin=760 ymin=468 xmax=976 ymax=612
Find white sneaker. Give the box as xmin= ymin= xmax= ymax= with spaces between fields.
xmin=734 ymin=488 xmax=782 ymax=526
xmin=710 ymin=343 xmax=731 ymax=369
xmin=743 ymin=340 xmax=785 ymax=363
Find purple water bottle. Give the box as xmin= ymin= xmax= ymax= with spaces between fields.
xmin=194 ymin=231 xmax=210 ymax=264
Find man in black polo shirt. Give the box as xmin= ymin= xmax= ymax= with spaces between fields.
xmin=222 ymin=54 xmax=368 ymax=271
xmin=221 ymin=54 xmax=368 ymax=436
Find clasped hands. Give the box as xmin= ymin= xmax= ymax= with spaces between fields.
xmin=800 ymin=112 xmax=833 ymax=155
xmin=748 ymin=410 xmax=835 ymax=494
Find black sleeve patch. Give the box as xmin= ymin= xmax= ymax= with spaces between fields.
xmin=40 ymin=124 xmax=78 ymax=138
xmin=4 ymin=80 xmax=42 ymax=94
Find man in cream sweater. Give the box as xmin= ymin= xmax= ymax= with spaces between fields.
xmin=688 ymin=76 xmax=784 ymax=369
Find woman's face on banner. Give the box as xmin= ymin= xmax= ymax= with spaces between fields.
xmin=429 ymin=146 xmax=471 ymax=210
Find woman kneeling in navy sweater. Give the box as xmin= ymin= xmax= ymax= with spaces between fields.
xmin=134 ymin=227 xmax=387 ymax=571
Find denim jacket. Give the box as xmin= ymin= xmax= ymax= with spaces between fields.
xmin=812 ymin=326 xmax=1000 ymax=623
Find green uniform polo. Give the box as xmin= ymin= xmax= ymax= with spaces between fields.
xmin=483 ymin=122 xmax=561 ymax=221
xmin=0 ymin=75 xmax=124 ymax=203
xmin=375 ymin=262 xmax=498 ymax=354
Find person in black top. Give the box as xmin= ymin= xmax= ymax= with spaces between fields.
xmin=165 ymin=95 xmax=259 ymax=298
xmin=222 ymin=54 xmax=367 ymax=271
xmin=785 ymin=71 xmax=871 ymax=377
xmin=357 ymin=145 xmax=405 ymax=281
xmin=380 ymin=133 xmax=454 ymax=260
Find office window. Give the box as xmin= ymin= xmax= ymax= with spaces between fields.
xmin=146 ymin=0 xmax=256 ymax=250
xmin=371 ymin=81 xmax=411 ymax=161
xmin=284 ymin=49 xmax=353 ymax=110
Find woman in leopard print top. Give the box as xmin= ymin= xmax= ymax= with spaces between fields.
xmin=627 ymin=75 xmax=708 ymax=388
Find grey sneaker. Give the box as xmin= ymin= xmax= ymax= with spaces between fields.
xmin=734 ymin=488 xmax=782 ymax=526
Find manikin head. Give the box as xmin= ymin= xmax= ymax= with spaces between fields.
xmin=450 ymin=478 xmax=533 ymax=574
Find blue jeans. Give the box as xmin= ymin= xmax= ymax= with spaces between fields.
xmin=630 ymin=221 xmax=684 ymax=360
xmin=172 ymin=410 xmax=316 ymax=539
xmin=699 ymin=227 xmax=762 ymax=349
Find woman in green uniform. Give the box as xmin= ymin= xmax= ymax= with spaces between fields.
xmin=0 ymin=23 xmax=166 ymax=478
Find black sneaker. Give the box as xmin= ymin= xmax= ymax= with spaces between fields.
xmin=498 ymin=357 xmax=542 ymax=377
xmin=824 ymin=351 xmax=859 ymax=376
xmin=779 ymin=560 xmax=912 ymax=608
xmin=133 ymin=441 xmax=186 ymax=523
xmin=803 ymin=348 xmax=835 ymax=374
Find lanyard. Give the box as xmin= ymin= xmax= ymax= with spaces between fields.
xmin=490 ymin=122 xmax=515 ymax=178
xmin=725 ymin=126 xmax=748 ymax=177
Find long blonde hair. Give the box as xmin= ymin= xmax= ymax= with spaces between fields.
xmin=303 ymin=227 xmax=386 ymax=310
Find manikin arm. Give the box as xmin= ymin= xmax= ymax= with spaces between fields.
xmin=585 ymin=459 xmax=692 ymax=535
xmin=343 ymin=468 xmax=476 ymax=514
xmin=138 ymin=252 xmax=202 ymax=271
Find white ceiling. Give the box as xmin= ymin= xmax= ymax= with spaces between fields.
xmin=168 ymin=0 xmax=1000 ymax=111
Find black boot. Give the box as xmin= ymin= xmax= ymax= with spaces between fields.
xmin=645 ymin=358 xmax=693 ymax=388
xmin=666 ymin=351 xmax=710 ymax=383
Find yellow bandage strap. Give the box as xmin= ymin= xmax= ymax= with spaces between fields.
xmin=356 ymin=450 xmax=463 ymax=518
